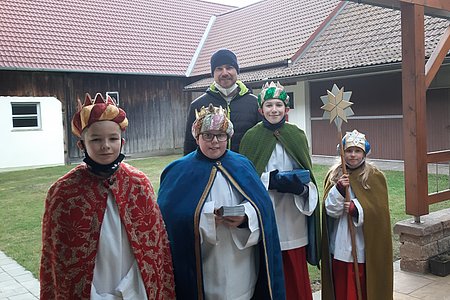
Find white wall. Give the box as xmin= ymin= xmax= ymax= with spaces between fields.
xmin=253 ymin=81 xmax=312 ymax=147
xmin=0 ymin=97 xmax=64 ymax=170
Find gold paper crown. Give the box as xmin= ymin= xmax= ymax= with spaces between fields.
xmin=195 ymin=103 xmax=226 ymax=120
xmin=343 ymin=129 xmax=371 ymax=154
xmin=191 ymin=103 xmax=234 ymax=138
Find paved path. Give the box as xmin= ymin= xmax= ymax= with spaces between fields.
xmin=0 ymin=252 xmax=38 ymax=299
xmin=2 ymin=248 xmax=449 ymax=299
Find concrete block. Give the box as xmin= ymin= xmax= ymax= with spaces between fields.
xmin=394 ymin=219 xmax=443 ymax=237
xmin=400 ymin=241 xmax=439 ymax=260
xmin=400 ymin=258 xmax=429 ymax=273
xmin=437 ymin=235 xmax=450 ymax=253
xmin=399 ymin=231 xmax=444 ymax=245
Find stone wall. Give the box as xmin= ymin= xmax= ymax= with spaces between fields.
xmin=394 ymin=208 xmax=450 ymax=273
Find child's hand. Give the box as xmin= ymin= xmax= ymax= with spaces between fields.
xmin=344 ymin=200 xmax=358 ymax=217
xmin=336 ymin=174 xmax=349 ymax=196
xmin=337 ymin=174 xmax=349 ymax=187
xmin=223 ymin=215 xmax=247 ymax=228
xmin=215 ymin=214 xmax=247 ymax=228
xmin=344 ymin=201 xmax=351 ymax=213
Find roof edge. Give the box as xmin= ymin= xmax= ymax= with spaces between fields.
xmin=0 ymin=67 xmax=186 ymax=77
xmin=186 ymin=16 xmax=217 ymax=77
xmin=291 ymin=1 xmax=348 ymax=63
xmin=239 ymin=60 xmax=289 ymax=73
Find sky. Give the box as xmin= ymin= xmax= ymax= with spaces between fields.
xmin=203 ymin=0 xmax=262 ymax=8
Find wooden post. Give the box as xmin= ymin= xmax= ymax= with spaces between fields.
xmin=400 ymin=2 xmax=429 ymax=217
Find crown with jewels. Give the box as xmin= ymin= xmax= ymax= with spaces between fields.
xmin=258 ymin=81 xmax=290 ymax=107
xmin=342 ymin=129 xmax=371 ymax=154
xmin=191 ymin=103 xmax=234 ymax=138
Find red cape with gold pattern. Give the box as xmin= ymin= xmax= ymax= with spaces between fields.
xmin=40 ymin=162 xmax=175 ymax=299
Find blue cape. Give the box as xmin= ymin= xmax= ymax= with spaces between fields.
xmin=158 ymin=150 xmax=285 ymax=299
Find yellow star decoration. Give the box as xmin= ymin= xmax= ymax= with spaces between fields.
xmin=320 ymin=84 xmax=354 ymax=130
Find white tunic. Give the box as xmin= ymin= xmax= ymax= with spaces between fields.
xmin=199 ymin=170 xmax=260 ymax=300
xmin=90 ymin=191 xmax=147 ymax=300
xmin=325 ymin=185 xmax=365 ymax=263
xmin=260 ymin=143 xmax=318 ymax=251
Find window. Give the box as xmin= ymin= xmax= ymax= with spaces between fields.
xmin=106 ymin=91 xmax=120 ymax=105
xmin=11 ymin=102 xmax=41 ymax=129
xmin=287 ymin=92 xmax=294 ymax=109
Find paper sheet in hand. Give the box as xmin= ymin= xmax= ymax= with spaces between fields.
xmin=216 ymin=205 xmax=245 ymax=217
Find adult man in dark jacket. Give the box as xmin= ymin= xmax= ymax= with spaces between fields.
xmin=183 ymin=49 xmax=260 ymax=155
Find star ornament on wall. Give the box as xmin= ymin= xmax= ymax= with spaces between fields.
xmin=320 ymin=84 xmax=354 ymax=130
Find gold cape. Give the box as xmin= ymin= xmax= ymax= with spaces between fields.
xmin=321 ymin=165 xmax=393 ymax=300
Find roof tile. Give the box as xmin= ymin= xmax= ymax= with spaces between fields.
xmin=189 ymin=0 xmax=341 ymax=76
xmin=0 ymin=0 xmax=234 ymax=75
xmin=274 ymin=2 xmax=450 ymax=78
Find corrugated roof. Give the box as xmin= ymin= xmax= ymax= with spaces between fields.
xmin=0 ymin=0 xmax=234 ymax=75
xmin=273 ymin=2 xmax=450 ymax=78
xmin=189 ymin=0 xmax=341 ymax=76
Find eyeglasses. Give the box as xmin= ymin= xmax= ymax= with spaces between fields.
xmin=200 ymin=132 xmax=228 ymax=142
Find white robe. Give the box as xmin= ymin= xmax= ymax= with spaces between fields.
xmin=325 ymin=185 xmax=365 ymax=263
xmin=90 ymin=191 xmax=147 ymax=300
xmin=260 ymin=143 xmax=318 ymax=251
xmin=199 ymin=170 xmax=260 ymax=300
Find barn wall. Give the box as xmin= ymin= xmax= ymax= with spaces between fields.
xmin=310 ymin=71 xmax=450 ymax=160
xmin=0 ymin=71 xmax=195 ymax=162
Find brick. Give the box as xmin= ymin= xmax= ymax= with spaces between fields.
xmin=394 ymin=219 xmax=443 ymax=237
xmin=400 ymin=241 xmax=439 ymax=260
xmin=437 ymin=235 xmax=450 ymax=253
xmin=399 ymin=231 xmax=444 ymax=245
xmin=400 ymin=258 xmax=429 ymax=273
xmin=442 ymin=218 xmax=450 ymax=230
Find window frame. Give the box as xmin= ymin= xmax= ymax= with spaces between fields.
xmin=11 ymin=102 xmax=41 ymax=130
xmin=106 ymin=91 xmax=120 ymax=106
xmin=287 ymin=92 xmax=294 ymax=109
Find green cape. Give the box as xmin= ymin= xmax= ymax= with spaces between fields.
xmin=240 ymin=122 xmax=321 ymax=266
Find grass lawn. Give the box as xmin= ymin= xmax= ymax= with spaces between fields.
xmin=0 ymin=154 xmax=448 ymax=291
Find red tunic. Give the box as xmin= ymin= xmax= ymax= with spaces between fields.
xmin=40 ymin=163 xmax=175 ymax=299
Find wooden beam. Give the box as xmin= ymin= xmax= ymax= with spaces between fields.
xmin=425 ymin=26 xmax=450 ymax=88
xmin=401 ymin=2 xmax=429 ymax=216
xmin=428 ymin=190 xmax=450 ymax=204
xmin=400 ymin=0 xmax=450 ymax=12
xmin=427 ymin=149 xmax=450 ymax=163
xmin=346 ymin=0 xmax=450 ymax=19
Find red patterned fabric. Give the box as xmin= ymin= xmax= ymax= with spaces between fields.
xmin=40 ymin=162 xmax=175 ymax=299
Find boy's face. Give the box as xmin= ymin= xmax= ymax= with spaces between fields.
xmin=213 ymin=64 xmax=238 ymax=89
xmin=196 ymin=130 xmax=228 ymax=159
xmin=79 ymin=120 xmax=123 ymax=165
xmin=344 ymin=146 xmax=365 ymax=168
xmin=259 ymin=99 xmax=289 ymax=124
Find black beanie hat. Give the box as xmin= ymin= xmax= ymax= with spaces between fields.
xmin=210 ymin=49 xmax=239 ymax=76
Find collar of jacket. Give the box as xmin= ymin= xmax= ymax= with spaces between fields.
xmin=208 ymin=80 xmax=249 ymax=97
